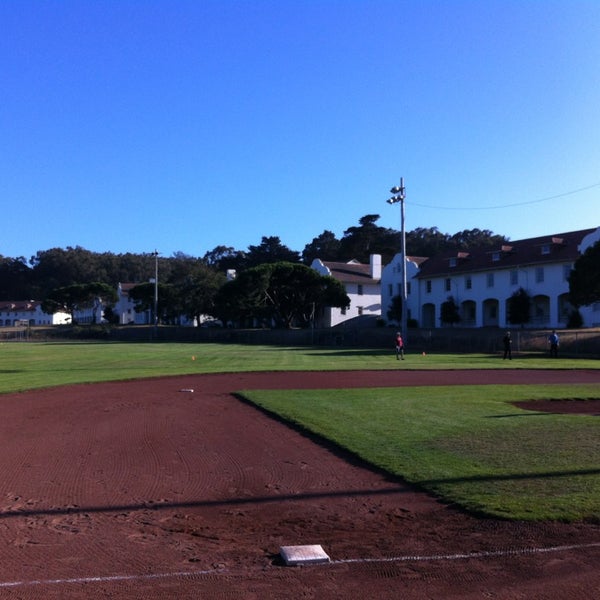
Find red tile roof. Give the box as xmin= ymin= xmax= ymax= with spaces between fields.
xmin=416 ymin=228 xmax=596 ymax=278
xmin=320 ymin=260 xmax=378 ymax=284
xmin=0 ymin=301 xmax=41 ymax=312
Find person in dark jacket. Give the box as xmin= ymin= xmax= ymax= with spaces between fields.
xmin=503 ymin=331 xmax=512 ymax=360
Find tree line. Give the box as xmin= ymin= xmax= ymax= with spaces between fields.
xmin=0 ymin=215 xmax=508 ymax=302
xmin=1 ymin=213 xmax=597 ymax=329
xmin=0 ymin=215 xmax=508 ymax=328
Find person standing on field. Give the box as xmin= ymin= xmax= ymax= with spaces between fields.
xmin=502 ymin=331 xmax=512 ymax=360
xmin=395 ymin=332 xmax=405 ymax=360
xmin=548 ymin=330 xmax=560 ymax=358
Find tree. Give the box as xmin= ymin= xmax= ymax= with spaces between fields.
xmin=405 ymin=227 xmax=450 ymax=257
xmin=244 ymin=236 xmax=301 ymax=269
xmin=0 ymin=256 xmax=32 ymax=300
xmin=440 ymin=296 xmax=461 ymax=326
xmin=339 ymin=215 xmax=398 ymax=264
xmin=386 ymin=294 xmax=403 ymax=325
xmin=179 ymin=264 xmax=227 ymax=325
xmin=568 ymin=240 xmax=600 ymax=307
xmin=41 ymin=282 xmax=118 ymax=324
xmin=202 ymin=245 xmax=246 ymax=273
xmin=404 ymin=227 xmax=508 ymax=257
xmin=128 ymin=282 xmax=170 ymax=324
xmin=214 ymin=266 xmax=272 ymax=327
xmin=214 ymin=262 xmax=349 ymax=328
xmin=31 ymin=247 xmax=108 ymax=297
xmin=447 ymin=228 xmax=508 ymax=251
xmin=507 ymin=287 xmax=531 ymax=327
xmin=301 ymin=230 xmax=341 ymax=264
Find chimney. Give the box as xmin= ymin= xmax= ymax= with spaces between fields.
xmin=370 ymin=254 xmax=381 ymax=279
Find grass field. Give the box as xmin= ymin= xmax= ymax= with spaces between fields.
xmin=0 ymin=341 xmax=598 ymax=393
xmin=1 ymin=340 xmax=598 ymax=521
xmin=242 ymin=384 xmax=600 ymax=521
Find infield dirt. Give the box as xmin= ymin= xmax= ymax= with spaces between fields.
xmin=0 ymin=369 xmax=598 ymax=599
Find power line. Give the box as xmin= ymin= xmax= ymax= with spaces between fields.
xmin=410 ymin=181 xmax=600 ymax=211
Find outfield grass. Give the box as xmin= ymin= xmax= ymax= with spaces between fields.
xmin=0 ymin=341 xmax=597 ymax=393
xmin=1 ymin=341 xmax=598 ymax=521
xmin=242 ymin=384 xmax=600 ymax=521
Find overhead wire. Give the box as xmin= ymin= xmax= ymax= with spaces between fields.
xmin=409 ymin=181 xmax=600 ymax=211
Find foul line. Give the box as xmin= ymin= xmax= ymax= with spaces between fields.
xmin=1 ymin=541 xmax=599 ymax=589
xmin=0 ymin=568 xmax=224 ymax=589
xmin=332 ymin=541 xmax=600 ymax=565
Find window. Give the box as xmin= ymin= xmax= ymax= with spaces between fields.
xmin=388 ymin=284 xmax=393 ymax=296
xmin=426 ymin=280 xmax=432 ymax=293
xmin=535 ymin=267 xmax=544 ymax=283
xmin=541 ymin=244 xmax=550 ymax=255
xmin=486 ymin=273 xmax=494 ymax=288
xmin=357 ymin=284 xmax=364 ymax=295
xmin=492 ymin=252 xmax=500 ymax=262
xmin=465 ymin=276 xmax=472 ymax=290
xmin=510 ymin=270 xmax=518 ymax=285
xmin=445 ymin=278 xmax=451 ymax=292
xmin=563 ymin=264 xmax=572 ymax=281
xmin=407 ymin=282 xmax=411 ymax=295
xmin=449 ymin=257 xmax=457 ymax=267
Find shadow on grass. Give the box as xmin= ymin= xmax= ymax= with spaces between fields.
xmin=420 ymin=468 xmax=600 ymax=486
xmin=487 ymin=413 xmax=558 ymax=418
xmin=305 ymin=348 xmax=392 ymax=358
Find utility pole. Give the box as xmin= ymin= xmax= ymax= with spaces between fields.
xmin=387 ymin=177 xmax=407 ymax=342
xmin=152 ymin=250 xmax=159 ymax=338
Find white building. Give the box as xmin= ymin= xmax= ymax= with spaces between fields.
xmin=114 ymin=282 xmax=197 ymax=326
xmin=380 ymin=254 xmax=428 ymax=327
xmin=0 ymin=300 xmax=70 ymax=326
xmin=311 ymin=255 xmax=382 ymax=327
xmin=115 ymin=282 xmax=152 ymax=325
xmin=382 ymin=227 xmax=600 ymax=330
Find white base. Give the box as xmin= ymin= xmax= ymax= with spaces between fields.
xmin=279 ymin=544 xmax=330 ymax=566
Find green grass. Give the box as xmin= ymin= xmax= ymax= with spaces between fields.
xmin=242 ymin=384 xmax=600 ymax=521
xmin=1 ymin=340 xmax=598 ymax=521
xmin=0 ymin=341 xmax=597 ymax=393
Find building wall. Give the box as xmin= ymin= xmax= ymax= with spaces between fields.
xmin=381 ymin=254 xmax=423 ymax=327
xmin=415 ymin=261 xmax=576 ymax=328
xmin=0 ymin=304 xmax=69 ymax=326
xmin=323 ymin=281 xmax=381 ymax=327
xmin=311 ymin=257 xmax=381 ymax=327
xmin=382 ymin=227 xmax=600 ymax=330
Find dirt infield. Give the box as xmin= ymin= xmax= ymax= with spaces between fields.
xmin=0 ymin=369 xmax=599 ymax=599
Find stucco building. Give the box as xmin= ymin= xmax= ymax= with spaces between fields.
xmin=382 ymin=227 xmax=600 ymax=330
xmin=311 ymin=255 xmax=382 ymax=327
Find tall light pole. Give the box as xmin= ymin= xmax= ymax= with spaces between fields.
xmin=152 ymin=250 xmax=159 ymax=336
xmin=387 ymin=177 xmax=407 ymax=342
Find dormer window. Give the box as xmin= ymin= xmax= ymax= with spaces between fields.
xmin=449 ymin=257 xmax=457 ymax=268
xmin=492 ymin=252 xmax=500 ymax=262
xmin=541 ymin=244 xmax=550 ymax=255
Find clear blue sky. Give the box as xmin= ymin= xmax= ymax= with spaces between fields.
xmin=2 ymin=1 xmax=599 ymax=261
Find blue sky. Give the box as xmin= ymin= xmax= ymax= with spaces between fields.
xmin=2 ymin=1 xmax=599 ymax=261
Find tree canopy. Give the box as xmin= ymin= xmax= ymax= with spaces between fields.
xmin=0 ymin=214 xmax=556 ymax=334
xmin=41 ymin=282 xmax=118 ymax=324
xmin=215 ymin=262 xmax=349 ymax=328
xmin=0 ymin=216 xmax=510 ymax=321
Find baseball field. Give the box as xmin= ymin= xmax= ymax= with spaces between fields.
xmin=0 ymin=342 xmax=598 ymax=598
